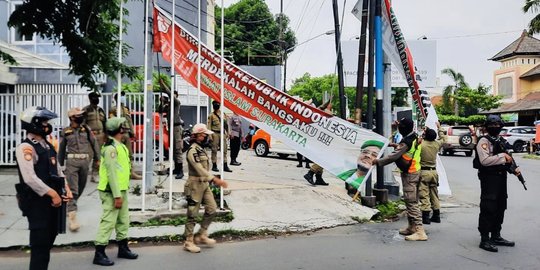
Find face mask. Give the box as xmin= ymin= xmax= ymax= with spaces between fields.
xmin=201 ymin=135 xmax=211 ymax=147
xmin=486 ymin=126 xmax=502 ymax=136
xmin=120 ymin=96 xmax=127 ymax=105
xmin=213 ymin=104 xmax=220 ymax=111
xmin=90 ymin=97 xmax=99 ymax=105
xmin=42 ymin=123 xmax=53 ymax=136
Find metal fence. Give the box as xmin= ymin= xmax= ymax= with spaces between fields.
xmin=0 ymin=87 xmax=167 ymax=166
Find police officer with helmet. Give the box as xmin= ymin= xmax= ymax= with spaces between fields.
xmin=474 ymin=114 xmax=520 ymax=252
xmin=15 ymin=106 xmax=73 ymax=270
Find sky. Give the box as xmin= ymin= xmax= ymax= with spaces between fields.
xmin=221 ymin=0 xmax=535 ymax=92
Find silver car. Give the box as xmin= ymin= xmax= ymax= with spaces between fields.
xmin=500 ymin=126 xmax=535 ymax=153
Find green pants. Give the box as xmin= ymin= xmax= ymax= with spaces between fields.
xmin=183 ymin=180 xmax=217 ymax=238
xmin=211 ymin=133 xmax=227 ymax=163
xmin=95 ymin=191 xmax=129 ymax=245
xmin=419 ymin=170 xmax=440 ymax=211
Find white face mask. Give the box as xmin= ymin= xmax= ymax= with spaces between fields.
xmin=120 ymin=96 xmax=127 ymax=105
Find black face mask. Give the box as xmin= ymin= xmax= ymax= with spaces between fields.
xmin=73 ymin=117 xmax=84 ymax=124
xmin=90 ymin=98 xmax=99 ymax=105
xmin=201 ymin=136 xmax=211 ymax=147
xmin=213 ymin=104 xmax=220 ymax=111
xmin=486 ymin=126 xmax=502 ymax=136
xmin=42 ymin=123 xmax=53 ymax=136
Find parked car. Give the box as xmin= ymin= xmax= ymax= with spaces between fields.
xmin=250 ymin=128 xmax=296 ymax=158
xmin=439 ymin=125 xmax=476 ymax=157
xmin=500 ymin=126 xmax=535 ymax=153
xmin=131 ymin=112 xmax=170 ymax=160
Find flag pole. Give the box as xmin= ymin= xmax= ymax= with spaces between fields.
xmin=354 ymin=0 xmax=369 ymax=125
xmin=117 ymin=0 xmax=123 ymax=117
xmin=168 ymin=0 xmax=176 ymax=211
xmin=197 ymin=0 xmax=202 ymax=122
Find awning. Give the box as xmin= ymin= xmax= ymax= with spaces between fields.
xmin=0 ymin=40 xmax=68 ymax=69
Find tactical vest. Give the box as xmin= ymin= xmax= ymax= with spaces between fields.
xmin=473 ymin=135 xmax=508 ymax=173
xmin=98 ymin=139 xmax=130 ymax=192
xmin=17 ymin=138 xmax=58 ymax=189
xmin=395 ymin=134 xmax=421 ymax=174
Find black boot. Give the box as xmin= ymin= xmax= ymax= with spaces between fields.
xmin=314 ymin=173 xmax=329 ymax=186
xmin=296 ymin=162 xmax=303 ymax=168
xmin=304 ymin=170 xmax=315 ymax=185
xmin=175 ymin=163 xmax=184 ymax=179
xmin=93 ymin=245 xmax=115 ymax=266
xmin=430 ymin=209 xmax=441 ymax=223
xmin=422 ymin=211 xmax=431 ymax=224
xmin=230 ymin=159 xmax=242 ymax=166
xmin=212 ymin=163 xmax=219 ymax=172
xmin=305 ymin=162 xmax=311 ymax=169
xmin=479 ymin=234 xmax=498 ymax=252
xmin=117 ymin=239 xmax=138 ymax=259
xmin=223 ymin=162 xmax=233 ymax=172
xmin=491 ymin=232 xmax=515 ymax=247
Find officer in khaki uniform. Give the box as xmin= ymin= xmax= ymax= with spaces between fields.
xmin=83 ymin=92 xmax=107 ymax=183
xmin=159 ymin=79 xmax=185 ymax=179
xmin=183 ymin=123 xmax=228 ymax=253
xmin=207 ymin=101 xmax=232 ymax=173
xmin=418 ymin=123 xmax=447 ymax=225
xmin=93 ymin=117 xmax=138 ymax=266
xmin=58 ymin=107 xmax=99 ymax=232
xmin=109 ymin=91 xmax=142 ymax=180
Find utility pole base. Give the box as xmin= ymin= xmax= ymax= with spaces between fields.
xmin=373 ymin=188 xmax=388 ymax=204
xmin=384 ymin=183 xmax=400 ymax=197
xmin=361 ymin=196 xmax=377 ymax=208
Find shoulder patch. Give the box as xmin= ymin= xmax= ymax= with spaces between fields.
xmin=481 ymin=143 xmax=488 ymax=150
xmin=22 ymin=145 xmax=33 ymax=161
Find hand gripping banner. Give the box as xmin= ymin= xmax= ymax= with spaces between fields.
xmin=153 ymin=6 xmax=388 ymax=190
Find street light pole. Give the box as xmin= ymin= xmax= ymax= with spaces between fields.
xmin=332 ymin=0 xmax=346 ymax=119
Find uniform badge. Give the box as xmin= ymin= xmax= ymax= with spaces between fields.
xmin=22 ymin=146 xmax=33 ymax=161
xmin=481 ymin=143 xmax=488 ymax=150
xmin=110 ymin=151 xmax=117 ymax=158
xmin=50 ymin=157 xmax=56 ymax=165
xmin=194 ymin=153 xmax=201 ymax=162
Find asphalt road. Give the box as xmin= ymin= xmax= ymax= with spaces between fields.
xmin=2 ymin=154 xmax=539 ymax=270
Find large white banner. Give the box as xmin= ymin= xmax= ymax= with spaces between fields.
xmin=153 ymin=6 xmax=389 ymax=190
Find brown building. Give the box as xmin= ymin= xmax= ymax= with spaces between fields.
xmin=485 ymin=30 xmax=540 ymax=125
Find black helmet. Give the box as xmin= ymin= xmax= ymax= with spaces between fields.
xmin=20 ymin=106 xmax=58 ymax=137
xmin=484 ymin=114 xmax=503 ymax=127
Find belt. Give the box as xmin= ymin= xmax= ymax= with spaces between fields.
xmin=67 ymin=153 xmax=89 ymax=159
xmin=421 ymin=166 xmax=436 ymax=171
xmin=212 ymin=130 xmax=220 ymax=132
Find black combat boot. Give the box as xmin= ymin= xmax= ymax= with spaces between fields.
xmin=117 ymin=239 xmax=138 ymax=259
xmin=305 ymin=162 xmax=311 ymax=169
xmin=491 ymin=232 xmax=515 ymax=247
xmin=223 ymin=162 xmax=233 ymax=172
xmin=303 ymin=170 xmax=315 ymax=185
xmin=314 ymin=173 xmax=329 ymax=186
xmin=479 ymin=234 xmax=498 ymax=252
xmin=430 ymin=209 xmax=441 ymax=223
xmin=230 ymin=159 xmax=242 ymax=166
xmin=175 ymin=163 xmax=184 ymax=179
xmin=212 ymin=163 xmax=219 ymax=172
xmin=93 ymin=245 xmax=115 ymax=266
xmin=422 ymin=211 xmax=431 ymax=224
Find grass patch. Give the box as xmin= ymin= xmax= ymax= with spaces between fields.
xmin=131 ymin=211 xmax=234 ymax=227
xmin=523 ymin=154 xmax=540 ymax=160
xmin=371 ymin=200 xmax=405 ymax=222
xmin=351 ymin=216 xmax=370 ymax=223
xmin=210 ymin=229 xmax=281 ymax=241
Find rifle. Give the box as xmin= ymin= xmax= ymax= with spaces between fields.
xmin=50 ymin=175 xmax=67 ymax=234
xmin=495 ymin=138 xmax=527 ymax=190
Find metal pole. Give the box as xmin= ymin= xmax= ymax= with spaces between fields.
xmin=365 ymin=0 xmax=375 ymax=196
xmin=332 ymin=0 xmax=346 ymax=119
xmin=168 ymin=0 xmax=176 ymax=211
xmin=197 ymin=0 xmax=201 ymax=122
xmin=375 ymin=0 xmax=384 ymax=189
xmin=219 ymin=0 xmax=225 ymax=209
xmin=116 ymin=1 xmax=123 ymax=116
xmin=355 ymin=0 xmax=369 ymax=126
xmin=283 ymin=52 xmax=287 ymax=92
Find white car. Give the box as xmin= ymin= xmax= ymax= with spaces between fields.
xmin=500 ymin=126 xmax=535 ymax=152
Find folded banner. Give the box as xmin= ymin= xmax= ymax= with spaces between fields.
xmin=153 ymin=6 xmax=388 ymax=190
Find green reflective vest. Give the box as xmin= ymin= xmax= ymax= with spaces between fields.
xmin=98 ymin=138 xmax=130 ymax=195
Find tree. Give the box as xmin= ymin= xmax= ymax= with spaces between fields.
xmin=5 ymin=0 xmax=137 ymax=90
xmin=454 ymin=84 xmax=502 ymax=116
xmin=441 ymin=68 xmax=468 ymax=116
xmin=523 ymin=0 xmax=540 ymax=34
xmin=215 ymin=0 xmax=296 ymax=65
xmin=391 ymin=87 xmax=409 ymax=108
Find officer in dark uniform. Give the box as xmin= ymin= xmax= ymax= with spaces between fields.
xmin=474 ymin=114 xmax=519 ymax=252
xmin=15 ymin=106 xmax=73 ymax=270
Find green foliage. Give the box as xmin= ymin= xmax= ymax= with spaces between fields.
xmin=132 ymin=211 xmax=234 ymax=227
xmin=391 ymin=87 xmax=409 ymax=107
xmin=372 ymin=200 xmax=405 ymax=222
xmin=7 ymin=0 xmax=138 ymax=90
xmin=438 ymin=114 xmax=486 ymax=125
xmin=0 ymin=50 xmax=17 ymax=65
xmin=454 ymin=85 xmax=502 ymax=116
xmin=524 ymin=0 xmax=540 ymax=34
xmin=215 ymin=0 xmax=297 ymax=65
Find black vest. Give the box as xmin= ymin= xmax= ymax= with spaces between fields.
xmin=18 ymin=138 xmax=58 ymax=190
xmin=473 ymin=135 xmax=508 ymax=173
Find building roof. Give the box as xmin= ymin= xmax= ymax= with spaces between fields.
xmin=0 ymin=40 xmax=68 ymax=69
xmin=520 ymin=63 xmax=540 ymax=79
xmin=481 ymin=92 xmax=540 ymax=114
xmin=489 ymin=30 xmax=540 ymax=61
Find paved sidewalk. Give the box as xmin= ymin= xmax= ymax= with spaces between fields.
xmin=0 ymin=150 xmax=377 ymax=249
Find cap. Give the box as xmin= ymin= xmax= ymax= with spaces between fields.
xmin=88 ymin=91 xmax=101 ymax=98
xmin=361 ymin=140 xmax=385 ymax=149
xmin=106 ymin=117 xmax=127 ymax=131
xmin=212 ymin=100 xmax=220 ymax=106
xmin=192 ymin=123 xmax=213 ymax=135
xmin=68 ymin=107 xmax=84 ymax=117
